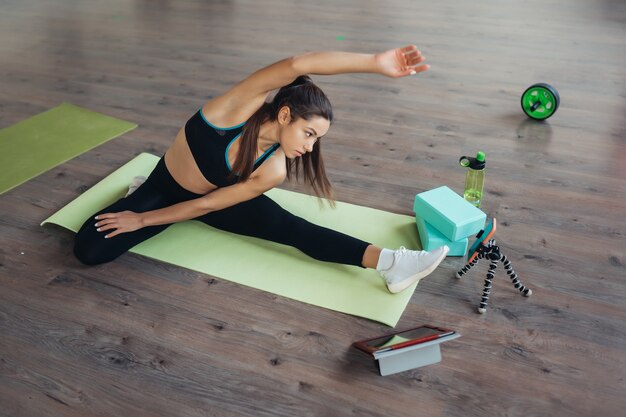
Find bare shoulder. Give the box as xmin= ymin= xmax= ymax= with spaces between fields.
xmin=201 ymin=93 xmax=267 ymax=128
xmin=201 ymin=57 xmax=298 ymax=127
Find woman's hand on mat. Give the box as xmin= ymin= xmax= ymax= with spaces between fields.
xmin=374 ymin=45 xmax=429 ymax=78
xmin=94 ymin=211 xmax=145 ymax=238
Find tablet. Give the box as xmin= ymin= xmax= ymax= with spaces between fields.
xmin=353 ymin=325 xmax=456 ymax=355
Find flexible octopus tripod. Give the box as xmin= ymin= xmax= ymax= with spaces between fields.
xmin=456 ymin=219 xmax=532 ymax=313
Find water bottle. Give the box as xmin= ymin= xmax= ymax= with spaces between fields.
xmin=459 ymin=151 xmax=486 ymax=207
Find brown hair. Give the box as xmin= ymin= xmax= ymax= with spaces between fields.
xmin=230 ymin=75 xmax=335 ymax=205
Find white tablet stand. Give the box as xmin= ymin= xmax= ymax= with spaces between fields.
xmin=372 ymin=333 xmax=460 ymax=376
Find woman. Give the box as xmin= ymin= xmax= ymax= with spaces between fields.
xmin=74 ymin=45 xmax=449 ymax=294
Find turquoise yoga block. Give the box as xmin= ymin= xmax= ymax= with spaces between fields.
xmin=415 ymin=216 xmax=468 ymax=257
xmin=413 ymin=186 xmax=486 ymax=241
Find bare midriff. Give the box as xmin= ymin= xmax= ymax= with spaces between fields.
xmin=163 ymin=128 xmax=219 ymax=195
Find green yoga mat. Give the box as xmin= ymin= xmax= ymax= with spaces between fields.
xmin=42 ymin=153 xmax=422 ymax=326
xmin=0 ymin=103 xmax=137 ymax=195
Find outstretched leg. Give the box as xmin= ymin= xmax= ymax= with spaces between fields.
xmin=195 ymin=194 xmax=449 ymax=293
xmin=195 ymin=194 xmax=371 ymax=267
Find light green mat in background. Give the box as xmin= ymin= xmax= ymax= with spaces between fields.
xmin=0 ymin=103 xmax=137 ymax=195
xmin=42 ymin=153 xmax=422 ymax=327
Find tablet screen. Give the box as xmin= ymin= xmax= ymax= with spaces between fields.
xmin=365 ymin=326 xmax=452 ymax=349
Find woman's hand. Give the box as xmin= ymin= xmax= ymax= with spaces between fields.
xmin=375 ymin=45 xmax=429 ymax=78
xmin=94 ymin=211 xmax=145 ymax=238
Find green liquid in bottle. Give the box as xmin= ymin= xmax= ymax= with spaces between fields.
xmin=462 ymin=152 xmax=485 ymax=208
xmin=464 ymin=189 xmax=483 ymax=207
xmin=460 ymin=151 xmax=486 ymax=208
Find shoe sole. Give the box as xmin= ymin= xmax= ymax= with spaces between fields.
xmin=387 ymin=246 xmax=450 ymax=294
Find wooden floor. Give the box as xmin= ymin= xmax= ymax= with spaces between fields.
xmin=1 ymin=0 xmax=625 ymax=416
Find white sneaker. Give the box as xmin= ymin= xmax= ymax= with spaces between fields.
xmin=381 ymin=246 xmax=449 ymax=294
xmin=125 ymin=176 xmax=146 ymax=197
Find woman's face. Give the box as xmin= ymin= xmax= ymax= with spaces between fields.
xmin=277 ymin=107 xmax=330 ymax=159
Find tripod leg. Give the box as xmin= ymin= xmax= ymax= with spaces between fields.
xmin=456 ymin=256 xmax=480 ymax=279
xmin=478 ymin=258 xmax=498 ymax=314
xmin=502 ymin=254 xmax=532 ymax=297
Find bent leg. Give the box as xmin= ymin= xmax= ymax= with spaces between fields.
xmin=195 ymin=195 xmax=371 ymax=267
xmin=73 ymin=175 xmax=172 ymax=265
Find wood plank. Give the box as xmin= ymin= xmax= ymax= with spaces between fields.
xmin=1 ymin=0 xmax=625 ymax=416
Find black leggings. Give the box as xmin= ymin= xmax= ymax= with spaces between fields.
xmin=73 ymin=157 xmax=371 ymax=267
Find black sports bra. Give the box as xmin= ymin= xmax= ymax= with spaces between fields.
xmin=184 ymin=108 xmax=280 ymax=187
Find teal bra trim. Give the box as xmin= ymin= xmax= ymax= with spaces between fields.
xmin=225 ymin=137 xmax=280 ymax=173
xmin=199 ymin=108 xmax=246 ymax=130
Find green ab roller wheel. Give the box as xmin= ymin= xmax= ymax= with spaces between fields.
xmin=521 ymin=83 xmax=560 ymax=120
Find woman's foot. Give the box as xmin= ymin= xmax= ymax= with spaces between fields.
xmin=378 ymin=246 xmax=449 ymax=293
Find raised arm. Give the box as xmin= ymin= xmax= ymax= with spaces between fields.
xmin=207 ymin=45 xmax=428 ymax=124
xmin=236 ymin=45 xmax=426 ymax=95
xmin=292 ymin=45 xmax=428 ymax=78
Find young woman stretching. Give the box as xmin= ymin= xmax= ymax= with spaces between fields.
xmin=73 ymin=45 xmax=449 ymax=294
